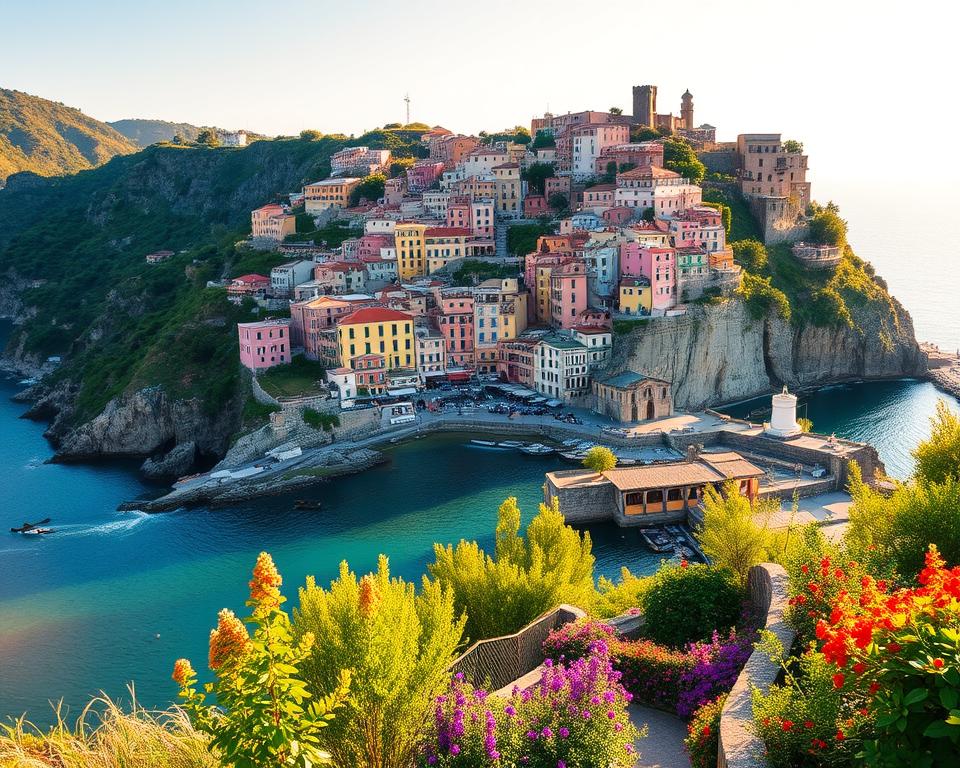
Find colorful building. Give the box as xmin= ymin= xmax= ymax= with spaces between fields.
xmin=618 ymin=277 xmax=652 ymax=315
xmin=251 ymin=203 xmax=296 ymax=242
xmin=227 ymin=273 xmax=270 ymax=297
xmin=238 ymin=318 xmax=291 ymax=371
xmin=570 ymin=326 xmax=612 ymax=369
xmin=571 ymin=123 xmax=631 ymax=179
xmin=290 ymin=294 xmax=377 ymax=357
xmin=395 ymin=222 xmax=428 ymax=281
xmin=592 ymin=371 xmax=672 ymax=422
xmin=496 ymin=337 xmax=539 ymax=386
xmin=492 ymin=163 xmax=522 ymax=217
xmin=414 ymin=325 xmax=445 ymax=382
xmin=424 ymin=227 xmax=472 ymax=273
xmin=613 ymin=166 xmax=702 ymax=218
xmin=473 ymin=278 xmax=528 ymax=373
xmin=534 ymin=333 xmax=589 ymax=402
xmin=550 ymin=259 xmax=588 ymax=329
xmin=304 ymin=178 xmax=362 ymax=213
xmin=407 ymin=160 xmax=446 ymax=192
xmin=620 ymin=244 xmax=675 ymax=312
xmin=336 ymin=307 xmax=415 ymax=372
xmin=436 ymin=291 xmax=475 ymax=369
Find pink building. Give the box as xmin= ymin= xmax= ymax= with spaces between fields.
xmin=436 ymin=292 xmax=475 ymax=368
xmin=524 ymin=194 xmax=548 ymax=218
xmin=357 ymin=233 xmax=393 ymax=259
xmin=668 ymin=207 xmax=727 ymax=253
xmin=596 ymin=142 xmax=664 ymax=174
xmin=620 ymin=244 xmax=676 ymax=312
xmin=406 ymin=161 xmax=446 ymax=192
xmin=238 ymin=318 xmax=291 ymax=371
xmin=227 ymin=273 xmax=270 ymax=297
xmin=445 ymin=195 xmax=494 ymax=239
xmin=603 ymin=206 xmax=635 ymax=226
xmin=549 ymin=260 xmax=588 ymax=329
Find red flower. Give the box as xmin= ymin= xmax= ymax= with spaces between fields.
xmin=835 ymin=730 xmax=845 ymax=741
xmin=887 ymin=642 xmax=902 ymax=653
xmin=801 ymin=564 xmax=809 ymax=575
xmin=853 ymin=662 xmax=866 ymax=674
xmin=832 ymin=673 xmax=845 ymax=689
xmin=680 ymin=559 xmax=688 ymax=569
xmin=933 ymin=658 xmax=945 ymax=669
xmin=702 ymin=726 xmax=710 ymax=736
xmin=869 ymin=682 xmax=880 ymax=695
xmin=804 ymin=720 xmax=814 ymax=729
xmin=782 ymin=720 xmax=794 ymax=732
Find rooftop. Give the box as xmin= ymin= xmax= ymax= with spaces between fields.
xmin=339 ymin=307 xmax=413 ymax=325
xmin=617 ymin=166 xmax=681 ymax=181
xmin=305 ymin=177 xmax=361 ymax=186
xmin=540 ymin=334 xmax=587 ymax=350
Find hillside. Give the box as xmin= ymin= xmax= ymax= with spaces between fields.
xmin=108 ymin=118 xmax=205 ymax=146
xmin=0 ymin=88 xmax=136 ymax=185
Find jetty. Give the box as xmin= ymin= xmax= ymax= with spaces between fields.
xmin=923 ymin=342 xmax=960 ymax=400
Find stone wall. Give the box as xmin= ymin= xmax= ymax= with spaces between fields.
xmin=717 ymin=563 xmax=795 ymax=768
xmin=749 ymin=196 xmax=809 ymax=246
xmin=543 ymin=474 xmax=617 ymax=524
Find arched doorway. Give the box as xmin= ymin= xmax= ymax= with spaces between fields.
xmin=645 ymin=400 xmax=655 ymax=420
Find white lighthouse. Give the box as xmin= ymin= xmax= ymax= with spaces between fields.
xmin=765 ymin=386 xmax=801 ymax=438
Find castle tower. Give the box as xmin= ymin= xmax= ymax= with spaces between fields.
xmin=681 ymin=89 xmax=694 ymax=130
xmin=632 ymin=84 xmax=657 ymax=129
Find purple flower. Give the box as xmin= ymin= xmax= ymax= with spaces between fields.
xmin=559 ymin=727 xmax=570 ymax=738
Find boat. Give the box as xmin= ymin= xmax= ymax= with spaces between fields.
xmin=497 ymin=440 xmax=525 ymax=449
xmin=21 ymin=528 xmax=54 ymax=535
xmin=10 ymin=518 xmax=51 ymax=534
xmin=469 ymin=439 xmax=498 ymax=447
xmin=520 ymin=443 xmax=555 ymax=455
xmin=560 ymin=438 xmax=582 ymax=448
xmin=639 ymin=528 xmax=674 ymax=553
xmin=617 ymin=458 xmax=637 ymax=466
xmin=676 ymin=545 xmax=696 ymax=560
xmin=293 ymin=500 xmax=322 ymax=510
xmin=559 ymin=451 xmax=586 ymax=461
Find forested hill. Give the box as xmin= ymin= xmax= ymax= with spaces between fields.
xmin=0 ymin=88 xmax=136 ymax=185
xmin=108 ymin=118 xmax=205 ymax=147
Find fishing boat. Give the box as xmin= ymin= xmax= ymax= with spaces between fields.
xmin=21 ymin=527 xmax=54 ymax=536
xmin=520 ymin=443 xmax=554 ymax=455
xmin=497 ymin=440 xmax=525 ymax=449
xmin=10 ymin=518 xmax=51 ymax=534
xmin=469 ymin=439 xmax=498 ymax=447
xmin=560 ymin=438 xmax=582 ymax=448
xmin=617 ymin=458 xmax=637 ymax=466
xmin=639 ymin=528 xmax=674 ymax=553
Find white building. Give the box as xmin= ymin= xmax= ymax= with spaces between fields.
xmin=570 ymin=124 xmax=630 ymax=180
xmin=533 ymin=333 xmax=589 ymax=402
xmin=569 ymin=327 xmax=612 ymax=370
xmin=270 ymin=260 xmax=316 ymax=297
xmin=614 ymin=167 xmax=702 ymax=218
xmin=422 ymin=190 xmax=450 ymax=219
xmin=221 ymin=130 xmax=247 ymax=147
xmin=326 ymin=367 xmax=358 ymax=408
xmin=414 ymin=326 xmax=446 ymax=382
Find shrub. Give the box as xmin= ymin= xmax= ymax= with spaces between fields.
xmin=424 ymin=642 xmax=641 ymax=767
xmin=732 ymin=239 xmax=768 ymax=273
xmin=808 ymin=208 xmax=847 ymax=247
xmin=543 ymin=618 xmax=618 ymax=660
xmin=615 ymin=638 xmax=696 ymax=712
xmin=303 ymin=408 xmax=340 ymax=431
xmin=912 ymin=400 xmax=960 ymax=485
xmin=676 ymin=629 xmax=755 ymax=718
xmin=640 ymin=563 xmax=743 ymax=648
xmin=582 ymin=446 xmax=617 ymax=473
xmin=594 ymin=567 xmax=652 ymax=619
xmin=737 ymin=272 xmax=791 ymax=321
xmin=173 ymin=553 xmax=351 ymax=768
xmin=427 ymin=497 xmax=595 ymax=640
xmin=294 ymin=556 xmax=465 ymax=768
xmin=685 ymin=694 xmax=727 ymax=768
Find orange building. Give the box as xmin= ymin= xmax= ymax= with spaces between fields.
xmin=304 ymin=178 xmax=362 ymax=213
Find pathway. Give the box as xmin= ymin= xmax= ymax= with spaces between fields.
xmin=631 ymin=704 xmax=690 ymax=768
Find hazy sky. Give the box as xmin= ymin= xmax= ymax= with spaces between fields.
xmin=2 ymin=0 xmax=956 ymax=186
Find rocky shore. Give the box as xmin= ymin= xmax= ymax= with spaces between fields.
xmin=922 ymin=343 xmax=960 ymax=400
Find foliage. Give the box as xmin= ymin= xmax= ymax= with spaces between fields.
xmin=737 ymin=272 xmax=791 ymax=321
xmin=912 ymin=400 xmax=960 ymax=485
xmin=390 ymin=157 xmax=415 ymax=176
xmin=662 ymin=137 xmax=705 ymax=184
xmin=701 ymin=201 xmax=732 ymax=235
xmin=783 ymin=139 xmax=804 ymax=154
xmin=630 ymin=126 xmax=663 ymax=143
xmin=847 ymin=461 xmax=960 ymax=578
xmin=450 ymin=259 xmax=518 ymax=285
xmin=303 ymin=408 xmax=340 ymax=431
xmin=696 ymin=481 xmax=779 ymax=586
xmin=609 ymin=107 xmax=623 ymax=115
xmin=685 ymin=694 xmax=727 ymax=768
xmin=300 ymin=129 xmax=322 ymax=141
xmin=520 ymin=162 xmax=555 ymax=195
xmin=582 ymin=445 xmax=617 ymax=473
xmin=295 ymin=556 xmax=465 ymax=768
xmin=426 ymin=497 xmax=596 ymax=640
xmin=241 ymin=396 xmax=280 ymax=428
xmin=732 ymin=239 xmax=768 ymax=273
xmin=612 ymin=317 xmax=650 ymax=335
xmin=196 ymin=129 xmax=220 ymax=148
xmin=798 ymin=417 xmax=814 ymax=433
xmin=701 ymin=186 xmax=762 ymax=243
xmin=809 ymin=208 xmax=848 ymax=247
xmin=506 ymin=222 xmax=555 ymax=257
xmin=0 ymin=694 xmax=215 ymax=768
xmin=424 ymin=643 xmax=641 ymax=767
xmin=348 ymin=172 xmax=387 ymax=206
xmin=594 ymin=567 xmax=651 ymax=619
xmin=256 ymin=355 xmax=327 ymax=399
xmin=530 ymin=130 xmax=555 ymax=149
xmin=479 ymin=126 xmax=531 ymax=145
xmin=608 ymin=637 xmax=695 ymax=712
xmin=173 ymin=553 xmax=351 ymax=768
xmin=640 ymin=562 xmax=743 ymax=648
xmin=547 ymin=192 xmax=568 ymax=212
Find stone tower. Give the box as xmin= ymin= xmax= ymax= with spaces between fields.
xmin=681 ymin=89 xmax=694 ymax=130
xmin=632 ymin=84 xmax=657 ymax=129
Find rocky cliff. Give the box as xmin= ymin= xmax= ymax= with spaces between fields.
xmin=607 ymin=297 xmax=925 ymax=410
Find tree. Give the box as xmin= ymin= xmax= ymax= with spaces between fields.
xmin=601 ymin=160 xmax=618 ymax=184
xmin=782 ymin=139 xmax=804 ymax=154
xmin=695 ymin=481 xmax=778 ymax=586
xmin=349 ymin=173 xmax=387 ymax=206
xmin=173 ymin=553 xmax=351 ymax=768
xmin=609 ymin=107 xmax=623 ymax=115
xmin=300 ymin=129 xmax=322 ymax=141
xmin=662 ymin=137 xmax=705 ymax=184
xmin=797 ymin=417 xmax=814 ymax=433
xmin=630 ymin=126 xmax=662 ymax=143
xmin=294 ymin=556 xmax=465 ymax=768
xmin=172 ymin=132 xmax=186 ymax=145
xmin=701 ymin=201 xmax=731 ymax=235
xmin=531 ymin=130 xmax=555 ymax=149
xmin=196 ymin=129 xmax=220 ymax=147
xmin=383 ymin=122 xmax=402 ymax=129
xmin=521 ymin=161 xmax=555 ymax=195
xmin=808 ymin=208 xmax=847 ymax=246
xmin=582 ymin=446 xmax=617 ymax=473
xmin=641 ymin=207 xmax=655 ymax=222
xmin=732 ymin=239 xmax=768 ymax=273
xmin=427 ymin=497 xmax=596 ymax=640
xmin=389 ymin=157 xmax=414 ymax=177
xmin=548 ymin=192 xmax=569 ymax=212
xmin=913 ymin=400 xmax=960 ymax=484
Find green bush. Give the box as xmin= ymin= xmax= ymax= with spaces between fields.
xmin=582 ymin=445 xmax=617 ymax=472
xmin=732 ymin=239 xmax=768 ymax=273
xmin=640 ymin=563 xmax=742 ymax=648
xmin=685 ymin=694 xmax=727 ymax=768
xmin=737 ymin=272 xmax=791 ymax=321
xmin=594 ymin=567 xmax=652 ymax=618
xmin=303 ymin=408 xmax=339 ymax=431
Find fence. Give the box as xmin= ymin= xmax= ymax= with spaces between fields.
xmin=448 ymin=605 xmax=586 ymax=693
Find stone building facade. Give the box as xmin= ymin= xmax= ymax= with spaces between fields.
xmin=592 ymin=371 xmax=672 ymax=422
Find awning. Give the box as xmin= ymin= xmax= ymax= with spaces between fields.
xmin=446 ymin=371 xmax=471 ymax=382
xmin=387 ymin=387 xmax=418 ymax=396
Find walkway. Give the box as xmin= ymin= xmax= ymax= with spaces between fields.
xmin=631 ymin=705 xmax=690 ymax=768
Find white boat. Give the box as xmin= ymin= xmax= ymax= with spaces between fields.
xmin=617 ymin=458 xmax=637 ymax=466
xmin=520 ymin=443 xmax=554 ymax=455
xmin=560 ymin=451 xmax=585 ymax=461
xmin=497 ymin=440 xmax=525 ymax=449
xmin=560 ymin=438 xmax=582 ymax=448
xmin=470 ymin=439 xmax=497 ymax=447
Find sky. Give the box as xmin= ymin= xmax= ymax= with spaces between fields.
xmin=3 ymin=0 xmax=957 ymax=186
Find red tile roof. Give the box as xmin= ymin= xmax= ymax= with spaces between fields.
xmin=232 ymin=274 xmax=269 ymax=283
xmin=339 ymin=307 xmax=413 ymax=325
xmin=425 ymin=227 xmax=472 ymax=237
xmin=618 ymin=166 xmax=681 ymax=180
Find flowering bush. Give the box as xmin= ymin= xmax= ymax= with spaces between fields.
xmin=677 ymin=630 xmax=755 ymax=718
xmin=684 ymin=694 xmax=727 ymax=768
xmin=423 ymin=641 xmax=641 ymax=767
xmin=173 ymin=553 xmax=351 ymax=768
xmin=542 ymin=618 xmax=617 ymax=660
xmin=614 ymin=638 xmax=695 ymax=713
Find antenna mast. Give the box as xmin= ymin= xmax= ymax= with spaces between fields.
xmin=404 ymin=93 xmax=411 ymax=125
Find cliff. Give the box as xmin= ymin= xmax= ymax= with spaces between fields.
xmin=607 ymin=296 xmax=925 ymax=410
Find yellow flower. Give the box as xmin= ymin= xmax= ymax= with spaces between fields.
xmin=172 ymin=658 xmax=194 ymax=686
xmin=358 ymin=574 xmax=380 ymax=619
xmin=208 ymin=609 xmax=250 ymax=670
xmin=249 ymin=551 xmax=283 ymax=612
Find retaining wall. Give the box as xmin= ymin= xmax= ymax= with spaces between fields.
xmin=717 ymin=563 xmax=795 ymax=768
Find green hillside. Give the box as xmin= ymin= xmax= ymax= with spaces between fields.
xmin=0 ymin=88 xmax=137 ymax=185
xmin=108 ymin=118 xmax=205 ymax=146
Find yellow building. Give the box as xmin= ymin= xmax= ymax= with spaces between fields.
xmin=395 ymin=222 xmax=428 ymax=281
xmin=425 ymin=227 xmax=472 ymax=274
xmin=473 ymin=278 xmax=529 ymax=373
xmin=303 ymin=178 xmax=362 ymax=213
xmin=619 ymin=277 xmax=652 ymax=315
xmin=336 ymin=307 xmax=415 ymax=371
xmin=493 ymin=163 xmax=522 ymax=217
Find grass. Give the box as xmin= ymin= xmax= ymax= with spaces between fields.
xmin=303 ymin=408 xmax=340 ymax=431
xmin=256 ymin=356 xmax=327 ymax=399
xmin=702 ymin=184 xmax=761 ymax=242
xmin=0 ymin=693 xmax=214 ymax=768
xmin=450 ymin=259 xmax=520 ymax=285
xmin=612 ymin=317 xmax=651 ymax=335
xmin=241 ymin=396 xmax=280 ymax=428
xmin=281 ymin=466 xmax=336 ymax=480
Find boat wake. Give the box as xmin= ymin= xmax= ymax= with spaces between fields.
xmin=59 ymin=512 xmax=154 ymax=538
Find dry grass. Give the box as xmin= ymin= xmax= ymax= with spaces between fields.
xmin=0 ymin=691 xmax=215 ymax=768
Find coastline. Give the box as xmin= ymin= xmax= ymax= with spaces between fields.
xmin=921 ymin=342 xmax=960 ymax=401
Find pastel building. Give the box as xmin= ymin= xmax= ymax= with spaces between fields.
xmin=271 ymin=260 xmax=316 ymax=297
xmin=570 ymin=326 xmax=612 ymax=370
xmin=227 ymin=273 xmax=270 ymax=297
xmin=395 ymin=222 xmax=428 ymax=281
xmin=492 ymin=163 xmax=522 ymax=217
xmin=238 ymin=318 xmax=291 ymax=371
xmin=581 ymin=184 xmax=616 ymax=214
xmin=304 ymin=178 xmax=362 ymax=213
xmin=424 ymin=227 xmax=472 ymax=273
xmin=592 ymin=371 xmax=672 ymax=423
xmin=496 ymin=337 xmax=538 ymax=386
xmin=737 ymin=134 xmax=810 ymax=207
xmin=445 ymin=197 xmax=495 ymax=239
xmin=313 ymin=261 xmax=367 ymax=294
xmin=473 ymin=278 xmax=528 ymax=373
xmin=613 ymin=167 xmax=702 ymax=218
xmin=251 ymin=203 xmax=296 ymax=242
xmin=337 ymin=307 xmax=415 ymax=373
xmin=289 ymin=294 xmax=377 ymax=357
xmin=668 ymin=207 xmax=726 ymax=253
xmin=437 ymin=291 xmax=475 ymax=368
xmin=596 ymin=142 xmax=664 ymax=174
xmin=461 ymin=146 xmax=510 ymax=178
xmin=570 ymin=123 xmax=631 ymax=179
xmin=620 ymin=244 xmax=675 ymax=312
xmin=550 ymin=260 xmax=588 ymax=329
xmin=407 ymin=161 xmax=446 ymax=192
xmin=414 ymin=325 xmax=446 ymax=382
xmin=330 ymin=146 xmax=391 ymax=175
xmin=534 ymin=333 xmax=589 ymax=402
xmin=618 ymin=276 xmax=652 ymax=315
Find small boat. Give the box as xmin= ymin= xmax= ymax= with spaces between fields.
xmin=293 ymin=500 xmax=322 ymax=510
xmin=617 ymin=458 xmax=637 ymax=466
xmin=560 ymin=438 xmax=582 ymax=448
xmin=469 ymin=439 xmax=498 ymax=447
xmin=21 ymin=528 xmax=54 ymax=536
xmin=520 ymin=443 xmax=554 ymax=455
xmin=497 ymin=440 xmax=525 ymax=449
xmin=676 ymin=545 xmax=696 ymax=560
xmin=639 ymin=528 xmax=674 ymax=553
xmin=10 ymin=518 xmax=51 ymax=534
xmin=559 ymin=451 xmax=586 ymax=461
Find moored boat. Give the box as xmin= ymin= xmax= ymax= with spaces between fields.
xmin=21 ymin=527 xmax=54 ymax=535
xmin=497 ymin=440 xmax=525 ymax=449
xmin=520 ymin=443 xmax=554 ymax=455
xmin=639 ymin=527 xmax=673 ymax=553
xmin=469 ymin=439 xmax=498 ymax=447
